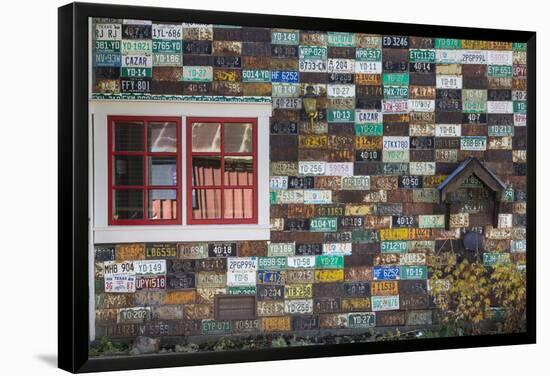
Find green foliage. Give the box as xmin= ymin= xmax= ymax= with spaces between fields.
xmin=89 ymin=336 xmax=129 ymax=356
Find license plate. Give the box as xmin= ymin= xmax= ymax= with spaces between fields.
xmin=242 ymin=69 xmax=271 ymax=82
xmin=342 ymin=176 xmax=371 ymax=190
xmin=273 ymin=97 xmax=302 ymax=109
xmin=208 ymin=243 xmax=237 ymax=257
xmin=316 ymin=255 xmax=344 ymax=269
xmin=258 ymin=257 xmax=287 ymax=270
xmin=117 ymin=307 xmax=151 ymax=324
xmin=418 ymin=215 xmax=445 ymax=228
xmin=382 ymin=100 xmax=408 ymax=113
xmin=152 ymin=53 xmax=182 ymax=66
xmin=105 ymin=274 xmax=136 ymax=293
xmin=299 ymin=59 xmax=327 ymax=72
xmin=196 ymin=272 xmax=226 ymax=288
xmin=355 ymin=124 xmax=383 ymax=137
xmin=310 ymin=217 xmax=338 ymax=232
xmin=371 ymin=295 xmax=400 ymax=311
xmin=384 ymin=86 xmax=408 ymax=99
xmin=201 ymin=320 xmax=231 ymax=335
xmin=271 ymin=70 xmax=299 ymax=83
xmin=268 ymin=243 xmax=294 ymax=258
xmin=152 ymin=40 xmax=181 ymax=53
xmin=256 ymin=285 xmax=283 ymax=301
xmin=272 ymin=83 xmax=300 ymax=97
xmin=303 ymin=190 xmax=332 ymax=204
xmin=327 ymin=84 xmax=355 ymax=98
xmin=435 ymin=149 xmax=457 ymax=162
xmin=435 ymin=124 xmax=461 ymax=137
xmin=286 ymin=269 xmax=315 ymax=284
xmin=326 ymin=162 xmax=354 ymax=176
xmin=371 ymin=281 xmax=399 ymax=296
xmin=95 ymin=23 xmax=122 ymax=40
xmin=274 ymin=190 xmax=304 ymax=204
xmin=356 ymin=48 xmax=381 ymax=61
xmin=285 ymin=284 xmax=313 ymax=299
xmin=134 ymin=260 xmax=166 ymax=275
xmin=287 ymin=256 xmax=316 ymax=269
xmin=379 ymin=241 xmax=407 ymax=256
xmin=327 ymin=109 xmax=354 ymax=122
xmin=355 ymin=61 xmax=382 ymax=74
xmin=299 ymin=45 xmax=327 ymax=59
xmin=409 ymin=162 xmax=436 ymax=175
xmin=284 ymin=299 xmax=314 ymax=314
xmin=227 ymin=271 xmax=256 ymax=287
xmin=400 ymin=266 xmax=428 ymax=280
xmin=177 ymin=243 xmax=208 ymax=259
xmin=434 ymin=38 xmax=460 ymax=49
xmin=409 ymin=49 xmax=435 ymax=62
xmin=399 ymin=253 xmax=427 ymax=266
xmin=348 ymin=312 xmax=376 ymax=328
xmin=461 ymin=50 xmax=488 ymax=64
xmin=322 ymin=243 xmax=352 ymax=256
xmin=328 ymin=32 xmax=355 ymax=47
xmin=152 ymin=23 xmax=182 ymax=39
xmin=373 ymin=266 xmax=400 ymax=280
xmin=121 ymin=40 xmax=152 ymax=54
xmin=94 ymin=52 xmax=121 ymax=67
xmin=271 ymin=30 xmax=299 ymax=44
xmin=314 ymin=269 xmax=344 ymax=282
xmin=257 ymin=270 xmax=285 ymax=284
xmin=382 ymin=73 xmax=409 ymax=86
xmin=262 ymin=316 xmax=291 ymax=331
xmin=383 ymin=136 xmax=409 ymax=150
xmin=409 ymin=99 xmax=435 ymax=112
xmin=436 ymin=75 xmax=462 ymax=89
xmin=461 ymin=136 xmax=487 ymax=151
xmin=488 ymin=101 xmax=514 ymax=113
xmin=269 ymin=176 xmax=289 ymax=190
xmin=121 ymin=68 xmax=151 ymax=78
xmin=435 ymin=49 xmax=463 ymax=63
xmin=256 ymin=301 xmax=285 ymax=316
xmin=298 ymin=161 xmax=326 ymax=175
xmin=182 ymin=66 xmax=213 ymax=82
xmin=227 ymin=257 xmax=258 ymax=271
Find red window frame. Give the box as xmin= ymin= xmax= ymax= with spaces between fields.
xmin=186 ymin=117 xmax=258 ymax=225
xmin=108 ymin=115 xmax=182 ymax=225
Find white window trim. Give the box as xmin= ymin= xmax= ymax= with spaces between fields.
xmin=90 ymin=99 xmax=272 ymax=243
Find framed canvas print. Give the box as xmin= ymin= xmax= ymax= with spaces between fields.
xmin=58 ymin=2 xmax=536 ymax=373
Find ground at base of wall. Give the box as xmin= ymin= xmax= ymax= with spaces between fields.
xmin=88 ymin=323 xmax=498 ymax=357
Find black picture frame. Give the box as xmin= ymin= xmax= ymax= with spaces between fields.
xmin=58 ymin=2 xmax=536 ymax=373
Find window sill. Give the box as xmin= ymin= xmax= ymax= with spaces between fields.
xmin=93 ymin=224 xmax=271 ymax=244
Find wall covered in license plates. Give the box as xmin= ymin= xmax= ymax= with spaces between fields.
xmin=90 ymin=18 xmax=528 ymax=352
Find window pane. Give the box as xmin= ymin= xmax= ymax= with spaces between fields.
xmin=113 ymin=190 xmax=144 ymax=220
xmin=192 ymin=122 xmax=221 ymax=152
xmin=148 ymin=190 xmax=177 ymax=220
xmin=224 ymin=189 xmax=253 ymax=219
xmin=224 ymin=156 xmax=253 ymax=186
xmin=224 ymin=123 xmax=253 ymax=153
xmin=114 ymin=121 xmax=144 ymax=151
xmin=192 ymin=189 xmax=221 ymax=219
xmin=148 ymin=156 xmax=177 ymax=186
xmin=114 ymin=155 xmax=143 ymax=186
xmin=148 ymin=122 xmax=177 ymax=152
xmin=192 ymin=156 xmax=221 ymax=186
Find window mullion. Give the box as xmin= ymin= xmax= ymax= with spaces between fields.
xmin=143 ymin=122 xmax=148 ymax=220
xmin=221 ymin=122 xmax=225 ymax=220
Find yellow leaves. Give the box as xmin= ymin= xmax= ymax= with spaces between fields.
xmin=428 ymin=257 xmax=527 ymax=334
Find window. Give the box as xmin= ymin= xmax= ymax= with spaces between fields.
xmin=187 ymin=117 xmax=257 ymax=224
xmin=108 ymin=116 xmax=181 ymax=225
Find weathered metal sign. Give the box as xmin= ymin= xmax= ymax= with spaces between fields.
xmin=371 ymin=295 xmax=400 ymax=311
